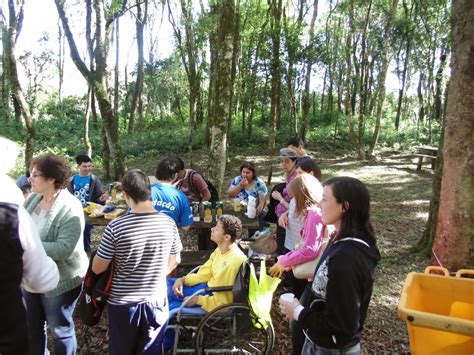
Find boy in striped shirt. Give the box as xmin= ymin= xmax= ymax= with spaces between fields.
xmin=92 ymin=169 xmax=182 ymax=355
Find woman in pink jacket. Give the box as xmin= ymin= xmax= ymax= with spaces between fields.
xmin=269 ymin=173 xmax=326 ymax=296
xmin=269 ymin=173 xmax=326 ymax=355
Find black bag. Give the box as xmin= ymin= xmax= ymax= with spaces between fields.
xmin=79 ymin=251 xmax=113 ymax=326
xmin=263 ymin=183 xmax=285 ymax=224
xmin=186 ymin=170 xmax=219 ymax=207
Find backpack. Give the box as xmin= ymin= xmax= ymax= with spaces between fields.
xmin=79 ymin=250 xmax=113 ymax=326
xmin=187 ymin=170 xmax=219 ymax=207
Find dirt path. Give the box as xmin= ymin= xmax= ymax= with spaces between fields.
xmin=77 ymin=150 xmax=434 ymax=353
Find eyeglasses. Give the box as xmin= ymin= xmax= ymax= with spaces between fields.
xmin=30 ymin=173 xmax=43 ymax=179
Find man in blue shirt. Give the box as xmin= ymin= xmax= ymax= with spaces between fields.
xmin=67 ymin=154 xmax=108 ymax=253
xmin=151 ymin=157 xmax=193 ymax=231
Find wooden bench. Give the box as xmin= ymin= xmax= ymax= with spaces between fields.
xmin=413 ymin=146 xmax=438 ymax=171
xmin=414 ymin=153 xmax=437 ymax=171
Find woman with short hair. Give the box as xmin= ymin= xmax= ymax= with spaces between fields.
xmin=23 ymin=153 xmax=88 ymax=355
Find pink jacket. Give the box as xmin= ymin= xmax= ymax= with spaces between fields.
xmin=278 ymin=207 xmax=326 ymax=268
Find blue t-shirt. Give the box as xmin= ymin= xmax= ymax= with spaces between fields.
xmin=150 ymin=183 xmax=193 ymax=228
xmin=72 ymin=174 xmax=92 ymax=207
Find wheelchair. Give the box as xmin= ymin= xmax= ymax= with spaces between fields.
xmin=168 ymin=255 xmax=277 ymax=354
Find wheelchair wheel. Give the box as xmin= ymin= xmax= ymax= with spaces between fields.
xmin=194 ymin=303 xmax=274 ymax=354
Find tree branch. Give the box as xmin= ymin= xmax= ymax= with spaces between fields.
xmin=54 ymin=0 xmax=91 ymax=80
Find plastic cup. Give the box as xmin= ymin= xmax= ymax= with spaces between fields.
xmin=233 ymin=198 xmax=241 ymax=212
xmin=279 ymin=292 xmax=295 ymax=304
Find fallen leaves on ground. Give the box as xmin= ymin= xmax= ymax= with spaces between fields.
xmin=74 ymin=151 xmax=430 ymax=354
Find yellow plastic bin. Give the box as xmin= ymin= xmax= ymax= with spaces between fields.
xmin=397 ymin=266 xmax=474 ymax=354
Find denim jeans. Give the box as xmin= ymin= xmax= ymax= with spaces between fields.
xmin=302 ymin=338 xmax=361 ymax=355
xmin=83 ymin=223 xmax=94 ymax=254
xmin=23 ymin=285 xmax=82 ymax=355
xmin=108 ymin=299 xmax=169 ymax=355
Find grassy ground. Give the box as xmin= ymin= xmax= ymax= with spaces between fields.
xmin=76 ymin=147 xmax=434 ymax=353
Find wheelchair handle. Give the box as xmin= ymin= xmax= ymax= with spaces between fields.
xmin=205 ymin=285 xmax=234 ymax=293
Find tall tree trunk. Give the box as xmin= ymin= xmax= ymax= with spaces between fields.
xmin=57 ymin=20 xmax=65 ymax=119
xmin=268 ymin=0 xmax=282 ymax=153
xmin=394 ymin=0 xmax=414 ymax=131
xmin=168 ymin=0 xmax=202 ymax=162
xmin=434 ymin=46 xmax=448 ymax=122
xmin=6 ymin=0 xmax=34 ymax=170
xmin=113 ymin=17 xmax=120 ymax=119
xmin=417 ymin=119 xmax=444 ymax=255
xmin=128 ymin=0 xmax=146 ymax=133
xmin=301 ymin=0 xmax=318 ymax=141
xmin=84 ymin=87 xmax=93 ymax=157
xmin=1 ymin=25 xmax=11 ymax=122
xmin=102 ymin=125 xmax=110 ymax=182
xmin=207 ymin=0 xmax=237 ymax=193
xmin=395 ymin=35 xmax=411 ymax=131
xmin=357 ymin=0 xmax=372 ymax=146
xmin=55 ymin=0 xmax=126 ymax=178
xmin=369 ymin=0 xmax=398 ymax=156
xmin=320 ymin=67 xmax=327 ymax=113
xmin=417 ymin=73 xmax=425 ymax=125
xmin=432 ymin=0 xmax=474 ymax=270
xmin=247 ymin=43 xmax=263 ymax=137
xmin=343 ymin=0 xmax=360 ymax=156
xmin=283 ymin=8 xmax=298 ymax=136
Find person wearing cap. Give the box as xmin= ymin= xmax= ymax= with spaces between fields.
xmin=271 ymin=147 xmax=299 ymax=254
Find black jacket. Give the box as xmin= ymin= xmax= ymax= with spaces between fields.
xmin=298 ymin=237 xmax=380 ymax=349
xmin=0 ymin=202 xmax=29 ymax=354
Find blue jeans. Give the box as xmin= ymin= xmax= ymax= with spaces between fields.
xmin=23 ymin=285 xmax=82 ymax=355
xmin=108 ymin=299 xmax=169 ymax=355
xmin=302 ymin=338 xmax=361 ymax=355
xmin=83 ymin=223 xmax=93 ymax=254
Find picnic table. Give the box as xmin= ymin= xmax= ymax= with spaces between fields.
xmin=85 ymin=203 xmax=260 ymax=231
xmin=414 ymin=146 xmax=438 ymax=171
xmin=86 ymin=203 xmax=261 ymax=269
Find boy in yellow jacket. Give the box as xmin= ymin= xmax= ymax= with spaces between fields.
xmin=170 ymin=214 xmax=247 ymax=311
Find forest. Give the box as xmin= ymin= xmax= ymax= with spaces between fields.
xmin=0 ymin=0 xmax=473 ymax=352
xmin=1 ymin=0 xmax=450 ymax=178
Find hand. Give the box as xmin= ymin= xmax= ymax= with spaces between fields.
xmin=272 ymin=191 xmax=283 ymax=202
xmin=278 ymin=212 xmax=288 ymax=228
xmin=279 ymin=297 xmax=301 ymax=320
xmin=269 ymin=261 xmax=285 ymax=278
xmin=172 ymin=277 xmax=184 ymax=297
xmin=240 ymin=178 xmax=249 ymax=188
xmin=183 ymin=295 xmax=198 ymax=307
xmin=99 ymin=192 xmax=109 ymax=202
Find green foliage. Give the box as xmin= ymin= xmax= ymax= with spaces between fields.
xmin=120 ymin=120 xmax=193 ymax=157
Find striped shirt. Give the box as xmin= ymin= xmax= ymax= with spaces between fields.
xmin=96 ymin=212 xmax=182 ymax=305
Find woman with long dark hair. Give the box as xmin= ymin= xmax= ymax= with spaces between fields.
xmin=279 ymin=176 xmax=380 ymax=355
